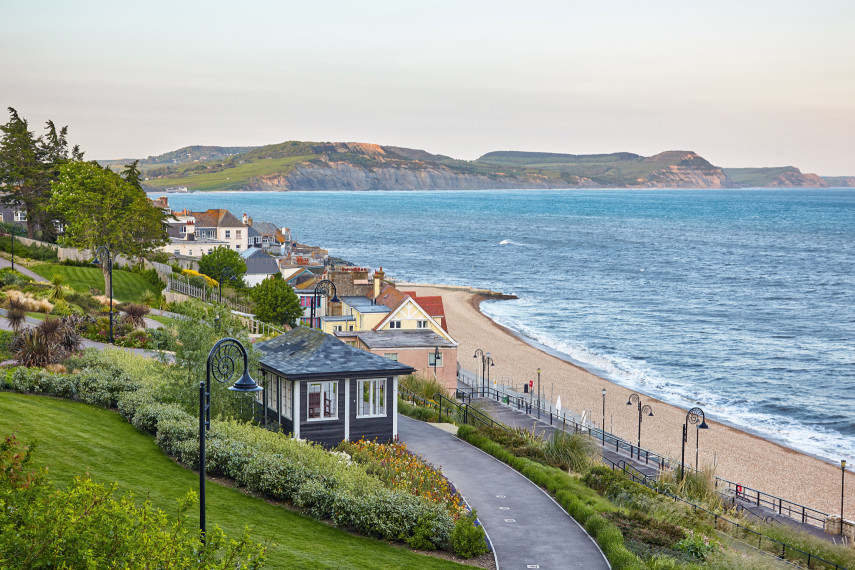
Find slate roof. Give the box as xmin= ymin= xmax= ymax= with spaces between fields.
xmin=347 ymin=329 xmax=455 ymax=349
xmin=252 ymin=221 xmax=282 ymax=239
xmin=256 ymin=327 xmax=415 ymax=380
xmin=240 ymin=248 xmax=280 ymax=276
xmin=342 ymin=295 xmax=390 ymax=314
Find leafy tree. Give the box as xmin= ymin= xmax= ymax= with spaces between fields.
xmin=251 ymin=274 xmax=302 ymax=327
xmin=0 ymin=108 xmax=82 ymax=240
xmin=198 ymin=246 xmax=248 ymax=288
xmin=50 ymin=160 xmax=169 ymax=294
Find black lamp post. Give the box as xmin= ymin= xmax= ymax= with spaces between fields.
xmin=842 ymin=459 xmax=847 ymax=532
xmin=432 ymin=347 xmax=440 ymax=379
xmin=536 ymin=367 xmax=541 ymax=418
xmin=681 ymin=407 xmax=709 ymax=480
xmin=200 ymin=338 xmax=262 ymax=543
xmin=626 ymin=393 xmax=653 ymax=452
xmin=91 ymin=245 xmax=114 ymax=343
xmin=602 ymin=388 xmax=606 ymax=446
xmin=473 ymin=349 xmax=485 ymax=396
xmin=485 ymin=354 xmax=494 ymax=395
xmin=310 ymin=279 xmax=339 ymax=329
xmin=10 ymin=227 xmax=14 ymax=272
xmin=218 ymin=266 xmax=236 ymax=304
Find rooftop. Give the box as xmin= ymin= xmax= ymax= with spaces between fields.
xmin=343 ymin=329 xmax=456 ymax=349
xmin=342 ymin=295 xmax=390 ymax=314
xmin=256 ymin=327 xmax=414 ymax=379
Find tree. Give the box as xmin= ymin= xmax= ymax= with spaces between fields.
xmin=198 ymin=246 xmax=247 ymax=287
xmin=50 ymin=161 xmax=169 ymax=294
xmin=251 ymin=274 xmax=302 ymax=327
xmin=121 ymin=159 xmax=142 ymax=190
xmin=0 ymin=108 xmax=82 ymax=240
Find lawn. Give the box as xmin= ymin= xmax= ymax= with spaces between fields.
xmin=0 ymin=392 xmax=470 ymax=570
xmin=30 ymin=264 xmax=157 ymax=303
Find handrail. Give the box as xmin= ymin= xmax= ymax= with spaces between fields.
xmin=461 ymin=367 xmax=831 ymax=532
xmin=603 ymin=461 xmax=848 ymax=569
xmin=714 ymin=476 xmax=829 ymax=529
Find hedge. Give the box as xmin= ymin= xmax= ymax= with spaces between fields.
xmin=456 ymin=425 xmax=643 ymax=569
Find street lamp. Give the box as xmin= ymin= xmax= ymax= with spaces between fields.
xmin=200 ymin=338 xmax=262 ymax=543
xmin=432 ymin=347 xmax=440 ymax=379
xmin=626 ymin=393 xmax=653 ymax=452
xmin=681 ymin=407 xmax=709 ymax=480
xmin=91 ymin=246 xmax=114 ymax=343
xmin=9 ymin=227 xmax=14 ymax=272
xmin=536 ymin=368 xmax=541 ymax=418
xmin=842 ymin=459 xmax=847 ymax=531
xmin=473 ymin=349 xmax=484 ymax=394
xmin=218 ymin=266 xmax=236 ymax=304
xmin=602 ymin=388 xmax=606 ymax=446
xmin=310 ymin=279 xmax=339 ymax=329
xmin=485 ymin=354 xmax=494 ymax=395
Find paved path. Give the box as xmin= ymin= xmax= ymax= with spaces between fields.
xmin=398 ymin=415 xmax=610 ymax=570
xmin=0 ymin=256 xmax=49 ymax=282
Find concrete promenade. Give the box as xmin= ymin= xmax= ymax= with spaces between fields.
xmin=399 ymin=415 xmax=611 ymax=570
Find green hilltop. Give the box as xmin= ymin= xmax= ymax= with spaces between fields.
xmin=105 ymin=141 xmax=840 ymax=192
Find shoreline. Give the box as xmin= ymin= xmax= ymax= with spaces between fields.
xmin=404 ymin=282 xmax=853 ymax=517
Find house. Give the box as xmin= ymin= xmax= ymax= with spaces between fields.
xmin=192 ymin=209 xmax=248 ymax=252
xmin=324 ymin=269 xmax=459 ymax=392
xmin=254 ymin=327 xmax=415 ymax=446
xmin=240 ymin=248 xmax=280 ymax=286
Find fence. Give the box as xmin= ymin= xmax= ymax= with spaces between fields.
xmin=459 ymin=364 xmax=833 ymax=531
xmin=167 ymin=276 xmax=252 ymax=313
xmin=604 ymin=458 xmax=848 ymax=570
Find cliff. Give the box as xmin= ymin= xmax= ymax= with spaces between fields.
xmin=138 ymin=140 xmax=845 ymax=192
xmin=245 ymin=162 xmax=580 ymax=191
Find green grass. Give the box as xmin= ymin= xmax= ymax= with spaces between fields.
xmin=29 ymin=264 xmax=156 ymax=303
xmin=148 ymin=314 xmax=175 ymax=326
xmin=144 ymin=155 xmax=318 ymax=192
xmin=24 ymin=312 xmax=46 ymax=321
xmin=0 ymin=392 xmax=470 ymax=569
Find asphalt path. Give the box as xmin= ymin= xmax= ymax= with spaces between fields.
xmin=398 ymin=415 xmax=610 ymax=570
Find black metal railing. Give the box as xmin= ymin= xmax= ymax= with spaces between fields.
xmin=398 ymin=386 xmax=509 ymax=431
xmin=715 ymin=477 xmax=830 ymax=529
xmin=602 ymin=459 xmax=848 ymax=570
xmin=463 ymin=376 xmax=831 ymax=532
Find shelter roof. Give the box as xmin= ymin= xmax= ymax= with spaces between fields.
xmin=257 ymin=327 xmax=414 ymax=379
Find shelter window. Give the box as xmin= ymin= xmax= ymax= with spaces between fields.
xmin=307 ymin=381 xmax=337 ymax=420
xmin=357 ymin=379 xmax=386 ymax=417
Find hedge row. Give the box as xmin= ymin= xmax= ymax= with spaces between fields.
xmin=456 ymin=425 xmax=643 ymax=569
xmin=6 ymin=360 xmax=464 ymax=553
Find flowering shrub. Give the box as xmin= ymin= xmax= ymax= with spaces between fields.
xmin=340 ymin=439 xmax=466 ymax=520
xmin=181 ymin=269 xmax=218 ymax=289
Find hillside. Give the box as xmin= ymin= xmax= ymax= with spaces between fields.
xmin=127 ymin=140 xmax=837 ymax=192
xmin=100 ymin=145 xmax=258 ymax=174
xmin=723 ymin=167 xmax=825 ymax=188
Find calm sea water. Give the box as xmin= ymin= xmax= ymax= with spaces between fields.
xmin=159 ymin=188 xmax=855 ymax=463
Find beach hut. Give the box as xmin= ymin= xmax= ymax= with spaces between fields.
xmin=254 ymin=327 xmax=415 ymax=446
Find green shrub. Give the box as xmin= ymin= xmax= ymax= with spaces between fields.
xmin=407 ymin=514 xmax=439 ymax=551
xmin=449 ymin=511 xmax=489 ymax=558
xmin=398 ymin=399 xmax=440 ymax=422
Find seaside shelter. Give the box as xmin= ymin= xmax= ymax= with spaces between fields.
xmin=254 ymin=327 xmax=415 ymax=446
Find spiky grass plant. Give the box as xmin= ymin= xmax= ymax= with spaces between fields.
xmin=121 ymin=303 xmax=150 ymax=328
xmin=543 ymin=429 xmax=598 ymax=473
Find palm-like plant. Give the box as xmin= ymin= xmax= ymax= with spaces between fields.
xmin=48 ymin=273 xmax=68 ymax=302
xmin=14 ymin=328 xmax=58 ymax=368
xmin=6 ymin=297 xmax=28 ymax=334
xmin=122 ymin=303 xmax=150 ymax=328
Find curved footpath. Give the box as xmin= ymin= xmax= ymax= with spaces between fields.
xmin=398 ymin=415 xmax=610 ymax=570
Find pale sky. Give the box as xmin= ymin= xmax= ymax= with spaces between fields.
xmin=3 ymin=0 xmax=854 ymax=175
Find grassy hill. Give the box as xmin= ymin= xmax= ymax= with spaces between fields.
xmin=0 ymin=392 xmax=470 ymax=569
xmin=112 ymin=139 xmax=841 ymax=191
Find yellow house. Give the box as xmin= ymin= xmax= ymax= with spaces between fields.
xmin=324 ymin=280 xmax=459 ymax=393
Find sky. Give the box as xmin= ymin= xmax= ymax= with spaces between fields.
xmin=2 ymin=0 xmax=854 ymax=175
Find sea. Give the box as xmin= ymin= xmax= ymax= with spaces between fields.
xmin=157 ymin=188 xmax=855 ymax=464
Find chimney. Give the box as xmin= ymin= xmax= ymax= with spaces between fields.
xmin=242 ymin=213 xmax=248 ymax=225
xmin=185 ymin=220 xmax=195 ymax=241
xmin=373 ymin=267 xmax=384 ymax=300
